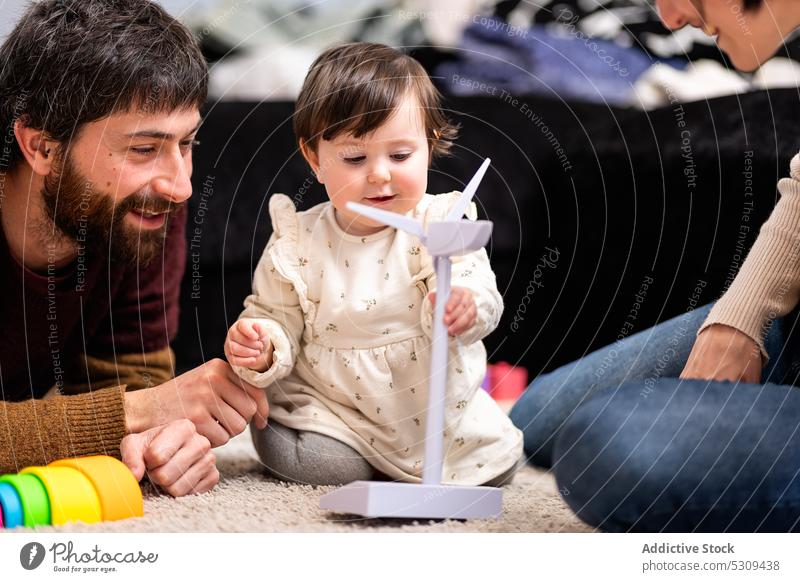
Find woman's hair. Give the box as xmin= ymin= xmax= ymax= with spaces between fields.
xmin=0 ymin=0 xmax=208 ymax=171
xmin=293 ymin=42 xmax=458 ymax=159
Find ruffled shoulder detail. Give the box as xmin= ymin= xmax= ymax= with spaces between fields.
xmin=268 ymin=193 xmax=299 ymax=239
xmin=266 ymin=194 xmax=317 ymax=327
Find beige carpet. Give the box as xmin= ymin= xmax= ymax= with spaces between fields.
xmin=12 ymin=428 xmax=593 ymax=533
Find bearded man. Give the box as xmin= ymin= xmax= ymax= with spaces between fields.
xmin=0 ymin=0 xmax=268 ymax=497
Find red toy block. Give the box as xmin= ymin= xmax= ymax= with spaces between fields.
xmin=488 ymin=362 xmax=528 ymax=401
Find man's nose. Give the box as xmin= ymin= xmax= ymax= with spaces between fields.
xmin=152 ymin=152 xmax=193 ymax=203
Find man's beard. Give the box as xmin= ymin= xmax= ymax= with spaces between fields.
xmin=41 ymin=153 xmax=184 ymax=268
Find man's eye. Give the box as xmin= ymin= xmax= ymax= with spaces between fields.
xmin=391 ymin=152 xmax=411 ymax=161
xmin=130 ymin=140 xmax=200 ymax=156
xmin=343 ymin=156 xmax=365 ymax=164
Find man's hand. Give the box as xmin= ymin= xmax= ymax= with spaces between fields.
xmin=124 ymin=358 xmax=269 ymax=447
xmin=224 ymin=319 xmax=274 ymax=372
xmin=121 ymin=419 xmax=218 ymax=497
xmin=428 ymin=287 xmax=477 ymax=337
xmin=680 ymin=324 xmax=762 ymax=383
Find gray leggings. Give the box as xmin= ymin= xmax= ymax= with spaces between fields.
xmin=251 ymin=420 xmax=520 ymax=487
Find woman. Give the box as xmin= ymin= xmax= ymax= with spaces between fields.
xmin=510 ymin=0 xmax=800 ymax=532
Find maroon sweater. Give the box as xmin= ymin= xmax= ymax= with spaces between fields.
xmin=0 ymin=206 xmax=187 ymax=401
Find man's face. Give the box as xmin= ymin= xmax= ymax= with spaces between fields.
xmin=42 ymin=108 xmax=200 ymax=266
xmin=655 ymin=0 xmax=795 ymax=72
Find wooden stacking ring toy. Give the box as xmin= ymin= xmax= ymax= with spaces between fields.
xmin=1 ymin=455 xmax=142 ymax=528
xmin=21 ymin=466 xmax=103 ymax=525
xmin=50 ymin=456 xmax=143 ymax=520
xmin=0 ymin=473 xmax=51 ymax=527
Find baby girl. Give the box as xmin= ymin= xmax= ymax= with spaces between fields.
xmin=224 ymin=42 xmax=522 ymax=486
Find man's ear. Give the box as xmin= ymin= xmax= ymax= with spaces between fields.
xmin=298 ymin=138 xmax=323 ymax=184
xmin=14 ymin=119 xmax=58 ymax=177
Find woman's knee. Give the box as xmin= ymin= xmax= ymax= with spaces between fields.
xmin=510 ymin=365 xmax=623 ymax=469
xmin=510 ymin=377 xmax=573 ymax=468
xmin=511 ymin=305 xmax=715 ymax=469
xmin=551 ymin=380 xmax=677 ymax=531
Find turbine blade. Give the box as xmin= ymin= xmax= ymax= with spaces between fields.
xmin=346 ymin=202 xmax=425 ymax=238
xmin=446 ymin=157 xmax=491 ymax=221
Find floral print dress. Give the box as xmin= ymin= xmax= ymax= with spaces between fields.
xmin=232 ymin=192 xmax=522 ymax=485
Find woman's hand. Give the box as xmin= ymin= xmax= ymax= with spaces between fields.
xmin=224 ymin=318 xmax=274 ymax=372
xmin=428 ymin=287 xmax=477 ymax=336
xmin=680 ymin=324 xmax=762 ymax=383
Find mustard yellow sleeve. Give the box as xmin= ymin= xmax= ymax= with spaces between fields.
xmin=63 ymin=347 xmax=175 ymax=394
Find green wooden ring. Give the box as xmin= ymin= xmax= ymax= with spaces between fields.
xmin=0 ymin=473 xmax=51 ymax=527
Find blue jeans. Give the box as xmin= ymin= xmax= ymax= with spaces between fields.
xmin=509 ymin=303 xmax=800 ymax=531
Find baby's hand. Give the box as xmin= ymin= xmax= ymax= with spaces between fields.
xmin=224 ymin=319 xmax=274 ymax=372
xmin=428 ymin=287 xmax=477 ymax=337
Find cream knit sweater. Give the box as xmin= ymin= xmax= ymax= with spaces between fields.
xmin=699 ymin=153 xmax=800 ymax=361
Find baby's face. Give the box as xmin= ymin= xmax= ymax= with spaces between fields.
xmin=312 ymin=93 xmax=430 ymax=236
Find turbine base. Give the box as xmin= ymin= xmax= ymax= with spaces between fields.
xmin=319 ymin=481 xmax=502 ymax=519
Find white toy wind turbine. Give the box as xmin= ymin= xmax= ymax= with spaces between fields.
xmin=319 ymin=158 xmax=502 ymax=519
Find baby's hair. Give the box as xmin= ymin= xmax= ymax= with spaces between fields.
xmin=294 ymin=42 xmax=458 ymax=159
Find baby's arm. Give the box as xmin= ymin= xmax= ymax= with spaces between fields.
xmin=423 ymin=248 xmax=504 ymax=345
xmin=225 ymin=235 xmax=305 ymax=388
